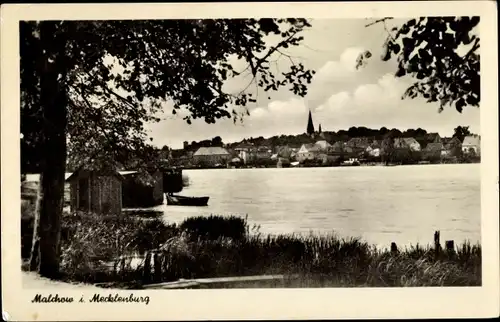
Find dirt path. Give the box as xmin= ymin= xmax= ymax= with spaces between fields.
xmin=22 ymin=272 xmax=104 ymax=290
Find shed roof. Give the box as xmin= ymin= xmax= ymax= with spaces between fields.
xmin=65 ymin=168 xmax=125 ymax=182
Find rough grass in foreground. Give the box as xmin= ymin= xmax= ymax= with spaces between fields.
xmin=21 ymin=212 xmax=481 ymax=288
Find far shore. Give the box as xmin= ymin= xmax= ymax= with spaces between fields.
xmin=177 ymin=161 xmax=480 ymax=171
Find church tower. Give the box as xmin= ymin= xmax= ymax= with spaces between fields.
xmin=318 ymin=124 xmax=322 ymax=134
xmin=307 ymin=110 xmax=315 ymax=135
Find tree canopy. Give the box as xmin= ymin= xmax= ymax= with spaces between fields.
xmin=366 ymin=16 xmax=480 ymax=113
xmin=452 ymin=125 xmax=472 ymax=142
xmin=21 ymin=18 xmax=315 ymax=277
xmin=21 ymin=19 xmax=315 ymax=173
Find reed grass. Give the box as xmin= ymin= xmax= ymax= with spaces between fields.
xmin=20 ymin=211 xmax=482 ymax=288
xmin=180 ymin=215 xmax=247 ymax=241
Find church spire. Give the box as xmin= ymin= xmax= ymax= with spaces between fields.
xmin=319 ymin=123 xmax=322 ymax=134
xmin=307 ymin=110 xmax=315 ymax=135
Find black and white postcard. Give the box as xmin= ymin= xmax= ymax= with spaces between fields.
xmin=1 ymin=1 xmax=499 ymax=320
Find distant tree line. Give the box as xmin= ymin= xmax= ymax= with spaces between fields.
xmin=222 ymin=126 xmax=475 ymax=149
xmin=34 ymin=125 xmax=475 ymax=174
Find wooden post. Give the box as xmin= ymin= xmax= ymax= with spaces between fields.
xmin=445 ymin=240 xmax=455 ymax=258
xmin=154 ymin=252 xmax=162 ymax=283
xmin=143 ymin=252 xmax=152 ymax=284
xmin=162 ymin=251 xmax=170 ymax=281
xmin=390 ymin=242 xmax=398 ymax=253
xmin=120 ymin=256 xmax=126 ymax=273
xmin=434 ymin=231 xmax=441 ymax=259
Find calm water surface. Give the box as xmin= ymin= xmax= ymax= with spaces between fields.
xmin=155 ymin=164 xmax=481 ymax=248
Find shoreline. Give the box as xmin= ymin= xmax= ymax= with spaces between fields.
xmin=179 ymin=161 xmax=480 ymax=171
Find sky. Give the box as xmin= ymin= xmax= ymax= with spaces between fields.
xmin=144 ymin=18 xmax=480 ymax=149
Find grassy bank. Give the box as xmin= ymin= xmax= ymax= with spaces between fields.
xmin=21 ymin=212 xmax=481 ymax=288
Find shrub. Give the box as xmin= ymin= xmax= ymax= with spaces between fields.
xmin=38 ymin=212 xmax=175 ymax=284
xmin=127 ymin=218 xmax=179 ymax=253
xmin=179 ymin=215 xmax=247 ymax=241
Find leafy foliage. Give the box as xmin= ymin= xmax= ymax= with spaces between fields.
xmin=452 ymin=125 xmax=472 ymax=142
xmin=368 ymin=17 xmax=480 ymax=113
xmin=21 ymin=19 xmax=314 ymax=172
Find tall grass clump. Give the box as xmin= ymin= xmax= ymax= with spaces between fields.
xmin=21 ymin=209 xmax=481 ymax=288
xmin=179 ymin=215 xmax=247 ymax=241
xmin=153 ymin=227 xmax=481 ymax=287
xmin=364 ymin=241 xmax=482 ymax=287
xmin=21 ymin=211 xmax=178 ymax=286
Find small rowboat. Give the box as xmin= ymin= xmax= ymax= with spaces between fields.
xmin=166 ymin=194 xmax=209 ymax=206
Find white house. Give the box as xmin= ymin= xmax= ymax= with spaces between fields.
xmin=314 ymin=140 xmax=331 ymax=150
xmin=403 ymin=137 xmax=421 ymax=151
xmin=462 ymin=135 xmax=481 ymax=155
xmin=297 ymin=143 xmax=321 ymax=162
xmin=365 ymin=146 xmax=381 ymax=157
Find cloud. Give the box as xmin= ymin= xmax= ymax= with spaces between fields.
xmin=306 ymin=46 xmax=386 ymax=109
xmin=316 ymin=91 xmax=351 ymax=112
xmin=249 ymin=107 xmax=270 ymax=119
xmin=267 ymin=97 xmax=308 ymax=116
xmin=312 ymin=72 xmax=480 ymax=135
xmin=312 ymin=47 xmax=366 ymax=84
xmin=316 ymin=73 xmax=408 ymax=113
xmin=243 ymin=97 xmax=311 ymax=136
xmin=249 ymin=97 xmax=308 ymax=120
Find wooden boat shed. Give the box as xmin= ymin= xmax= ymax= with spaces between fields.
xmin=121 ymin=170 xmax=164 ymax=208
xmin=67 ymin=164 xmax=183 ymax=213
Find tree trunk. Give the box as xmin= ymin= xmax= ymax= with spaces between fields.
xmin=29 ymin=22 xmax=68 ymax=278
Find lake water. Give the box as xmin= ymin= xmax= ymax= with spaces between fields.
xmin=155 ymin=164 xmax=481 ymax=248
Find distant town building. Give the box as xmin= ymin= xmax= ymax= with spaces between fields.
xmin=402 ymin=137 xmax=421 ymax=151
xmin=234 ymin=142 xmax=256 ymax=164
xmin=425 ymin=132 xmax=442 ymax=143
xmin=275 ymin=145 xmax=293 ymax=159
xmin=393 ymin=138 xmax=410 ymax=149
xmin=251 ymin=146 xmax=272 ymax=161
xmin=193 ymin=147 xmax=231 ymax=166
xmin=330 ymin=141 xmax=345 ymax=152
xmin=297 ymin=143 xmax=322 ymax=162
xmin=365 ymin=146 xmax=381 ymax=158
xmin=306 ymin=110 xmax=327 ymax=139
xmin=441 ymin=137 xmax=462 ymax=157
xmin=346 ymin=137 xmax=372 ymax=151
xmin=234 ymin=142 xmax=255 ymax=152
xmin=423 ymin=142 xmax=444 ymax=161
xmin=314 ymin=140 xmax=331 ymax=150
xmin=307 ymin=110 xmax=315 ymax=136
